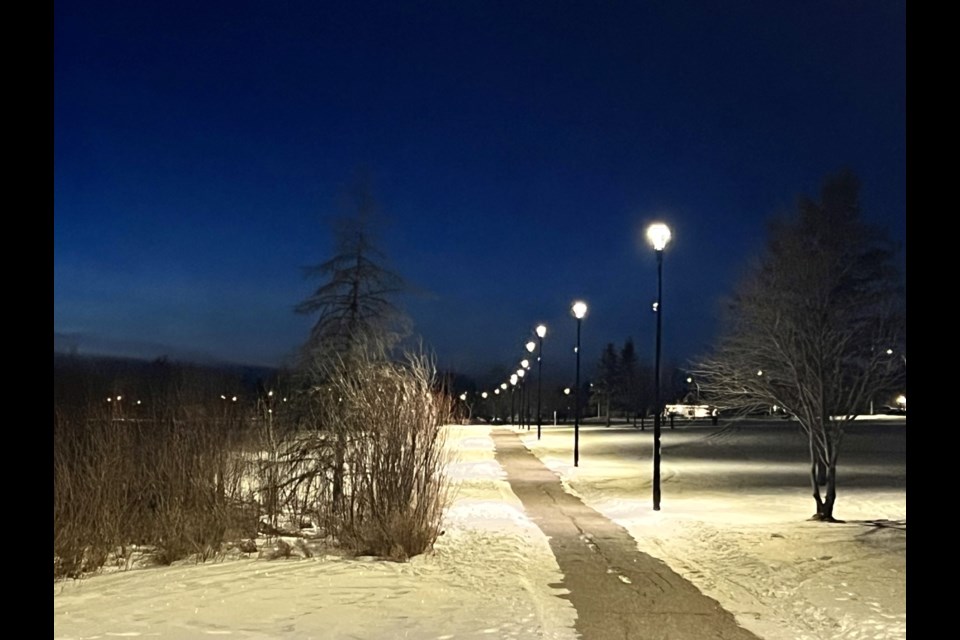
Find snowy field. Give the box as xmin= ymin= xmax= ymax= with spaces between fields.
xmin=53 ymin=419 xmax=905 ymax=639
xmin=522 ymin=418 xmax=906 ymax=640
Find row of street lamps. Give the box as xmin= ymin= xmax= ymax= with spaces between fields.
xmin=480 ymin=222 xmax=672 ymax=510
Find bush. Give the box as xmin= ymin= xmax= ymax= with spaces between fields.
xmin=53 ymin=363 xmax=260 ymax=578
xmin=300 ymin=348 xmax=454 ymax=560
xmin=53 ymin=350 xmax=453 ymax=577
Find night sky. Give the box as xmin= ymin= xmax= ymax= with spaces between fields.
xmin=54 ymin=1 xmax=906 ymax=381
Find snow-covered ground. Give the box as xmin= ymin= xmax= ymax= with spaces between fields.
xmin=521 ymin=418 xmax=906 ymax=640
xmin=53 ymin=419 xmax=905 ymax=639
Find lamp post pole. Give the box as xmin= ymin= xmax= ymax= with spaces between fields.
xmin=647 ymin=222 xmax=671 ymax=512
xmin=572 ymin=301 xmax=588 ymax=467
xmin=653 ymin=248 xmax=664 ymax=510
xmin=498 ymin=383 xmax=507 ymax=423
xmin=517 ymin=367 xmax=527 ymax=429
xmin=535 ymin=325 xmax=546 ymax=440
xmin=525 ymin=342 xmax=535 ymax=430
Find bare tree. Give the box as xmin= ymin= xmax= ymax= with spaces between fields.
xmin=296 ymin=177 xmax=411 ymax=368
xmin=691 ymin=170 xmax=905 ymax=522
xmin=295 ymin=176 xmax=412 ymax=508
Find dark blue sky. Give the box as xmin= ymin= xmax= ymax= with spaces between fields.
xmin=54 ymin=0 xmax=906 ymax=380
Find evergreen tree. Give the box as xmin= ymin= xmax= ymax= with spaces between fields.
xmin=594 ymin=343 xmax=620 ymax=426
xmin=295 ymin=178 xmax=411 ymax=368
xmin=618 ymin=338 xmax=640 ymax=425
xmin=294 ymin=176 xmax=412 ymax=509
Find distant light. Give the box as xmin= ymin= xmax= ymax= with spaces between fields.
xmin=652 ymin=301 xmax=659 ymax=312
xmin=459 ymin=393 xmax=467 ymax=401
xmin=116 ymin=396 xmax=122 ymax=401
xmin=757 ymin=370 xmax=763 ymax=376
xmin=563 ymin=387 xmax=571 ymax=395
xmin=494 ymin=389 xmax=500 ymax=395
xmin=646 ymin=222 xmax=672 ymax=251
xmin=232 ymin=396 xmax=238 ymax=402
xmin=501 ymin=383 xmax=508 ymax=390
xmin=517 ymin=369 xmax=525 ymax=378
xmin=886 ymin=348 xmax=894 ymax=355
xmin=896 ymin=394 xmax=906 ymax=407
xmin=268 ymin=390 xmax=274 ymax=397
xmin=136 ymin=400 xmax=141 ymax=405
xmin=687 ymin=377 xmax=693 ymax=383
xmin=221 ymin=394 xmax=227 ymax=400
xmin=526 ymin=341 xmax=536 ymax=353
xmin=521 ymin=359 xmax=530 ymax=369
xmin=106 ymin=397 xmax=111 ymax=402
xmin=510 ymin=374 xmax=518 ymax=386
xmin=572 ymin=301 xmax=588 ymax=319
xmin=481 ymin=392 xmax=488 ymax=399
xmin=536 ymin=324 xmax=547 ymax=338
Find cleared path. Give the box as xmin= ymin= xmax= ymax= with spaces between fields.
xmin=492 ymin=427 xmax=762 ymax=640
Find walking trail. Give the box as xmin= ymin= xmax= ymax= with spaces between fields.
xmin=491 ymin=427 xmax=762 ymax=640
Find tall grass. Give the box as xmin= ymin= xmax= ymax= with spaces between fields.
xmin=53 ymin=348 xmax=455 ymax=578
xmin=53 ymin=364 xmax=259 ymax=578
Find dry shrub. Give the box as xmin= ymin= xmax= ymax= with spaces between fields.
xmin=53 ymin=366 xmax=260 ymax=578
xmin=306 ymin=348 xmax=454 ymax=560
xmin=53 ymin=406 xmax=142 ymax=577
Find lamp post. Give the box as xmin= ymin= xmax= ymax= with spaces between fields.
xmin=521 ymin=359 xmax=531 ymax=428
xmin=510 ymin=375 xmax=519 ymax=425
xmin=535 ymin=325 xmax=547 ymax=439
xmin=498 ymin=383 xmax=507 ymax=423
xmin=525 ymin=342 xmax=535 ymax=428
xmin=521 ymin=359 xmax=532 ymax=428
xmin=572 ymin=301 xmax=588 ymax=467
xmin=517 ymin=367 xmax=527 ymax=429
xmin=647 ymin=222 xmax=671 ymax=511
xmin=686 ymin=376 xmax=700 ymax=403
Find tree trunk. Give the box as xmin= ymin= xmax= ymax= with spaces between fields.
xmin=807 ymin=426 xmax=826 ymax=519
xmin=813 ymin=435 xmax=828 ymax=486
xmin=821 ymin=461 xmax=838 ymax=521
xmin=808 ymin=456 xmax=826 ymax=519
xmin=807 ymin=422 xmax=841 ymax=522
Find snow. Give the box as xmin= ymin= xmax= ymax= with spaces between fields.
xmin=53 ymin=419 xmax=905 ymax=639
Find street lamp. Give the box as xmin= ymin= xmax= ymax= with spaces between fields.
xmin=647 ymin=222 xmax=671 ymax=511
xmin=686 ymin=376 xmax=700 ymax=403
xmin=525 ymin=342 xmax=535 ymax=429
xmin=517 ymin=367 xmax=527 ymax=429
xmin=535 ymin=324 xmax=547 ymax=439
xmin=510 ymin=374 xmax=518 ymax=426
xmin=572 ymin=300 xmax=588 ymax=467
